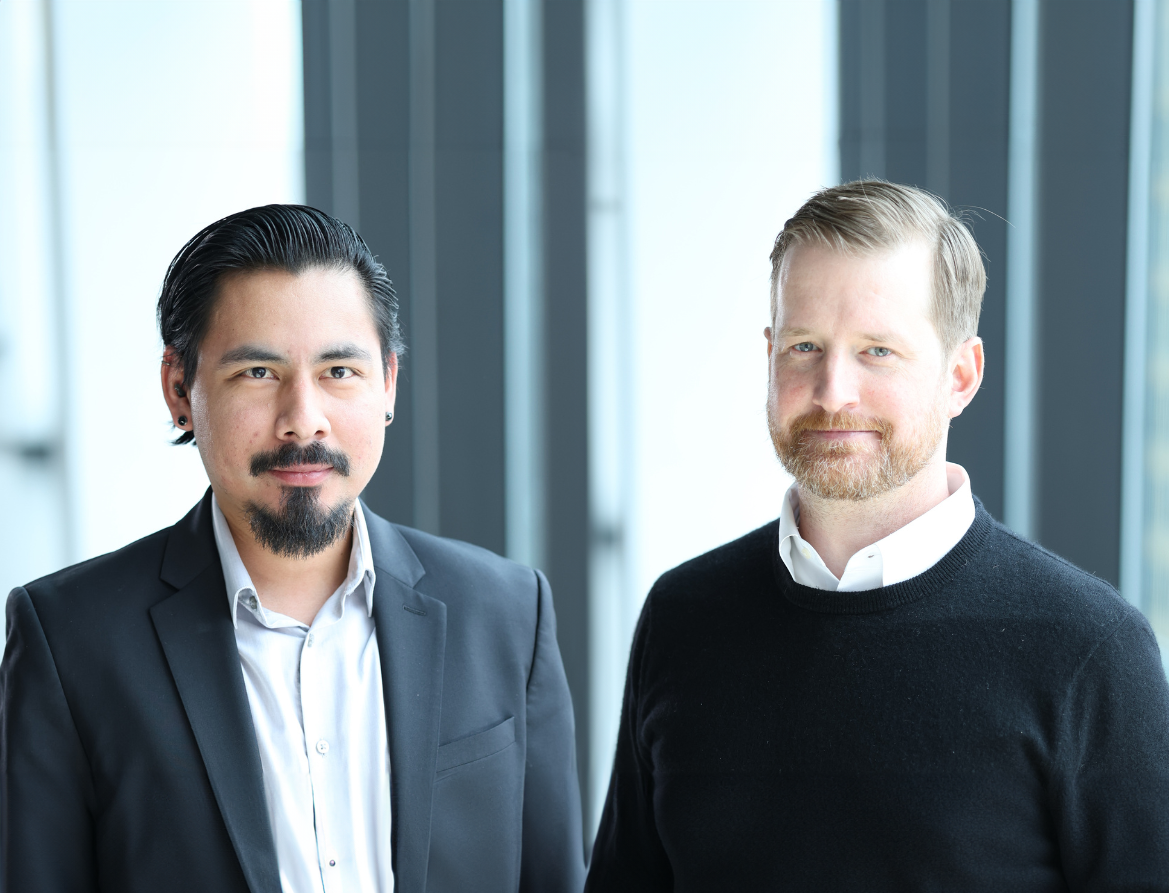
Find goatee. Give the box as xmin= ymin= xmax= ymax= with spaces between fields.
xmin=245 ymin=441 xmax=354 ymax=557
xmin=246 ymin=486 xmax=354 ymax=558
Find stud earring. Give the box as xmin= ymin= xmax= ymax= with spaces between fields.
xmin=177 ymin=416 xmax=188 ymax=427
xmin=385 ymin=412 xmax=393 ymax=423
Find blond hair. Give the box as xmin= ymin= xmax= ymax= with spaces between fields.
xmin=769 ymin=180 xmax=986 ymax=354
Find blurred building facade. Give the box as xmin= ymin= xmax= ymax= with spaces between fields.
xmin=3 ymin=0 xmax=1169 ymax=841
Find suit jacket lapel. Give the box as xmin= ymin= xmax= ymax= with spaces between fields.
xmin=152 ymin=490 xmax=281 ymax=893
xmin=365 ymin=507 xmax=447 ymax=893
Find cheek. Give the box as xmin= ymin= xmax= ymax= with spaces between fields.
xmin=330 ymin=399 xmax=385 ymax=461
xmin=193 ymin=388 xmax=272 ymax=471
xmin=768 ymin=365 xmax=814 ymax=413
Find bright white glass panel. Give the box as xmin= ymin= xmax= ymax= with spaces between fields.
xmin=625 ymin=0 xmax=835 ymax=603
xmin=49 ymin=0 xmax=304 ymax=563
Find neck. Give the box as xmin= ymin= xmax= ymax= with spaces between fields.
xmin=795 ymin=455 xmax=952 ymax=578
xmin=221 ymin=504 xmax=354 ymax=626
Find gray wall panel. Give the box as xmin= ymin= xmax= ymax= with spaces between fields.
xmin=944 ymin=0 xmax=1010 ymax=520
xmin=434 ymin=0 xmax=507 ymax=554
xmin=355 ymin=0 xmax=415 ymax=527
xmin=1034 ymin=0 xmax=1133 ymax=584
xmin=543 ymin=0 xmax=590 ymax=820
xmin=837 ymin=0 xmax=1010 ymax=518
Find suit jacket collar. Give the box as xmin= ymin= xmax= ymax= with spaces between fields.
xmin=159 ymin=488 xmax=220 ymax=591
xmin=362 ymin=501 xmax=447 ymax=893
xmin=155 ymin=489 xmax=446 ymax=893
xmin=152 ymin=490 xmax=281 ymax=893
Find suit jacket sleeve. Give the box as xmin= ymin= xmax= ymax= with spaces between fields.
xmin=1 ymin=587 xmax=98 ymax=893
xmin=585 ymin=591 xmax=672 ymax=892
xmin=1052 ymin=609 xmax=1169 ymax=890
xmin=519 ymin=570 xmax=587 ymax=893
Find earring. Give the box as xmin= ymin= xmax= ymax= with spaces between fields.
xmin=177 ymin=416 xmax=188 ymax=427
xmin=385 ymin=412 xmax=393 ymax=423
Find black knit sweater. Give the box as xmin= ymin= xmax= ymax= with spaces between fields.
xmin=586 ymin=504 xmax=1169 ymax=891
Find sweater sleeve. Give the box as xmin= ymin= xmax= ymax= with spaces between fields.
xmin=585 ymin=593 xmax=673 ymax=892
xmin=1051 ymin=609 xmax=1169 ymax=890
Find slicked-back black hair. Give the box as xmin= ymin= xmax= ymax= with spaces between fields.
xmin=157 ymin=204 xmax=404 ymax=445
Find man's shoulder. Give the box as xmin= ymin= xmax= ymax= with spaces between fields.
xmin=975 ymin=512 xmax=1132 ymax=623
xmin=18 ymin=525 xmax=173 ymax=612
xmin=363 ymin=507 xmax=542 ymax=614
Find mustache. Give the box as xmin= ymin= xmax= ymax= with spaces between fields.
xmin=249 ymin=442 xmax=352 ymax=478
xmin=785 ymin=409 xmax=892 ymax=438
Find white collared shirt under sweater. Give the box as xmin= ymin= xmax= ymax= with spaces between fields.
xmin=778 ymin=462 xmax=976 ymax=591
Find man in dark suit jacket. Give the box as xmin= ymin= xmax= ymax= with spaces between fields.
xmin=1 ymin=205 xmax=585 ymax=892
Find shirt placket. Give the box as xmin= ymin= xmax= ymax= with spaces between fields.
xmin=298 ymin=619 xmax=342 ymax=892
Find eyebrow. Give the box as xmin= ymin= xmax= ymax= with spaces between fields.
xmin=218 ymin=345 xmax=287 ymax=366
xmin=217 ymin=343 xmax=375 ymax=367
xmin=775 ymin=327 xmax=903 ymax=343
xmin=315 ymin=343 xmax=374 ymax=364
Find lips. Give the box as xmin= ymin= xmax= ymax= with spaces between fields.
xmin=266 ymin=465 xmax=334 ymax=486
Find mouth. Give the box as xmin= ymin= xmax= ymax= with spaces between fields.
xmin=265 ymin=464 xmax=334 ymax=487
xmin=804 ymin=428 xmax=880 ymax=441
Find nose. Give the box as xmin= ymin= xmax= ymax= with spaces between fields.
xmin=275 ymin=373 xmax=331 ymax=442
xmin=813 ymin=350 xmax=861 ymax=415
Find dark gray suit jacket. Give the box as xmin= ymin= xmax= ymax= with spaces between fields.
xmin=0 ymin=491 xmax=585 ymax=892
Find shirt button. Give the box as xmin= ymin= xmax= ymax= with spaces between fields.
xmin=316 ymin=739 xmax=329 ymax=755
xmin=248 ymin=595 xmax=259 ymax=610
xmin=329 ymin=860 xmax=336 ymax=867
xmin=306 ymin=633 xmax=314 ymax=648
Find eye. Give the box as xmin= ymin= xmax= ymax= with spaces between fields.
xmin=792 ymin=342 xmax=817 ymax=353
xmin=326 ymin=366 xmax=355 ymax=380
xmin=244 ymin=367 xmax=271 ymax=379
xmin=866 ymin=347 xmax=892 ymax=358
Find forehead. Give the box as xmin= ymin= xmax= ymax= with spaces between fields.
xmin=204 ymin=267 xmax=379 ymax=352
xmin=775 ymin=240 xmax=934 ymax=335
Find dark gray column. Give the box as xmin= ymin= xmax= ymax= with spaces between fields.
xmin=839 ymin=0 xmax=1136 ymax=583
xmin=542 ymin=0 xmax=590 ymax=820
xmin=302 ymin=0 xmax=590 ymax=811
xmin=433 ymin=0 xmax=507 ymax=553
xmin=944 ymin=0 xmax=1011 ymax=526
xmin=1033 ymin=1 xmax=1133 ymax=585
xmin=838 ymin=0 xmax=1011 ymax=521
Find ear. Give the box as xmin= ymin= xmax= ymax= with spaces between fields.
xmin=384 ymin=352 xmax=399 ymax=425
xmin=947 ymin=336 xmax=984 ymax=419
xmin=161 ymin=346 xmax=193 ymax=432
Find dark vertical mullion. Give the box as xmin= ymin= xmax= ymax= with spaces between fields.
xmin=434 ymin=0 xmax=507 ymax=553
xmin=944 ymin=0 xmax=1011 ymax=521
xmin=839 ymin=0 xmax=864 ymax=181
xmin=542 ymin=0 xmax=590 ymax=830
xmin=1033 ymin=0 xmax=1134 ymax=584
xmin=302 ymin=1 xmax=333 ymax=212
xmin=354 ymin=1 xmax=415 ymax=526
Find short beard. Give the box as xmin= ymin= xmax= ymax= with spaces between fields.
xmin=245 ymin=442 xmax=354 ymax=558
xmin=768 ymin=400 xmax=946 ymax=502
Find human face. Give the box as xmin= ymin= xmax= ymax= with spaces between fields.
xmin=163 ymin=267 xmax=396 ymax=547
xmin=765 ymin=240 xmax=980 ymax=501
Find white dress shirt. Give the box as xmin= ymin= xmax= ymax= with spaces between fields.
xmin=211 ymin=495 xmax=393 ymax=893
xmin=779 ymin=463 xmax=975 ymax=591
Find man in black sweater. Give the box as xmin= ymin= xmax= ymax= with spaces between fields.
xmin=586 ymin=181 xmax=1169 ymax=890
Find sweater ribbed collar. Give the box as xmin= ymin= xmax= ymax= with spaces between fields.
xmin=772 ymin=501 xmax=994 ymax=614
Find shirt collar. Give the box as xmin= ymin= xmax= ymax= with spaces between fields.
xmin=210 ymin=493 xmax=377 ymax=628
xmin=778 ymin=463 xmax=975 ymax=591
